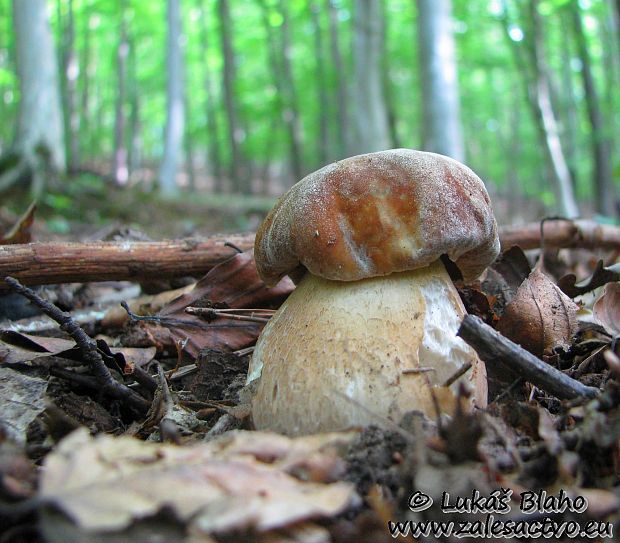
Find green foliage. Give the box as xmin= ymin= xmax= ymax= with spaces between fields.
xmin=1 ymin=0 xmax=618 ymax=217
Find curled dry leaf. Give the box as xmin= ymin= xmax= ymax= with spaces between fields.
xmin=559 ymin=260 xmax=620 ymax=299
xmin=39 ymin=429 xmax=359 ymax=536
xmin=593 ymin=283 xmax=620 ymax=336
xmin=497 ymin=269 xmax=578 ymax=357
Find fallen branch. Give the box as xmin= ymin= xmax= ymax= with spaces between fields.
xmin=4 ymin=276 xmax=150 ymax=415
xmin=458 ymin=314 xmax=598 ymax=401
xmin=0 ymin=233 xmax=255 ymax=289
xmin=499 ymin=219 xmax=620 ymax=251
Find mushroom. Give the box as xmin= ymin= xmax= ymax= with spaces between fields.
xmin=247 ymin=149 xmax=500 ymax=435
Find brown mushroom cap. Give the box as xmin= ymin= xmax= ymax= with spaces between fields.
xmin=255 ymin=149 xmax=500 ymax=285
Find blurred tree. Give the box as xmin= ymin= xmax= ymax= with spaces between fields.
xmin=218 ymin=0 xmax=244 ymax=192
xmin=159 ymin=0 xmax=185 ymax=195
xmin=310 ymin=2 xmax=329 ymax=165
xmin=501 ymin=0 xmax=579 ymax=218
xmin=351 ymin=0 xmax=391 ymax=155
xmin=58 ymin=0 xmax=80 ymax=170
xmin=113 ymin=0 xmax=129 ymax=185
xmin=417 ymin=0 xmax=464 ymax=162
xmin=197 ymin=0 xmax=222 ymax=190
xmin=326 ymin=0 xmax=350 ymax=159
xmin=570 ymin=2 xmax=614 ymax=216
xmin=0 ymin=0 xmax=65 ymax=195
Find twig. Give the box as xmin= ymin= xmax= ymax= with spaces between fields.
xmin=4 ymin=277 xmax=150 ymax=415
xmin=185 ymin=306 xmax=272 ymax=323
xmin=458 ymin=314 xmax=598 ymax=400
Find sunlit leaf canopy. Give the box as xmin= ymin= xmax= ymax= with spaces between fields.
xmin=0 ymin=0 xmax=618 ymax=216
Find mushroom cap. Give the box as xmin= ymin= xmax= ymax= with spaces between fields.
xmin=255 ymin=149 xmax=500 ymax=284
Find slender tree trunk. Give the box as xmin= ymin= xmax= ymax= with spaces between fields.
xmin=159 ymin=0 xmax=185 ymax=196
xmin=113 ymin=0 xmax=129 ymax=185
xmin=570 ymin=3 xmax=614 ymax=215
xmin=1 ymin=0 xmax=66 ymax=194
xmin=526 ymin=0 xmax=579 ymax=218
xmin=127 ymin=33 xmax=142 ymax=177
xmin=278 ymin=0 xmax=303 ymax=180
xmin=351 ymin=0 xmax=391 ymax=155
xmin=79 ymin=11 xmax=92 ymax=164
xmin=218 ymin=0 xmax=244 ymax=192
xmin=499 ymin=0 xmax=579 ymax=218
xmin=326 ymin=0 xmax=350 ymax=158
xmin=560 ymin=12 xmax=579 ymax=188
xmin=60 ymin=0 xmax=79 ymax=170
xmin=184 ymin=92 xmax=196 ymax=190
xmin=310 ymin=2 xmax=329 ymax=166
xmin=417 ymin=0 xmax=464 ymax=161
xmin=381 ymin=8 xmax=400 ymax=149
xmin=198 ymin=0 xmax=222 ymax=191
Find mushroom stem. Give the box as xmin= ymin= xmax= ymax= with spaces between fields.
xmin=247 ymin=261 xmax=486 ymax=435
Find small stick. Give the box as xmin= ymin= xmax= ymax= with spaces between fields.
xmin=458 ymin=314 xmax=598 ymax=400
xmin=185 ymin=307 xmax=271 ymax=323
xmin=4 ymin=276 xmax=150 ymax=414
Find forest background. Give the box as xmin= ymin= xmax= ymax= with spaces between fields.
xmin=1 ymin=0 xmax=619 ymax=236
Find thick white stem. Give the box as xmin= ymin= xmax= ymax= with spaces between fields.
xmin=248 ymin=261 xmax=486 ymax=435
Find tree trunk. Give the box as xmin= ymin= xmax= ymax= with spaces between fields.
xmin=61 ymin=0 xmax=79 ymax=170
xmin=218 ymin=0 xmax=244 ymax=192
xmin=127 ymin=32 xmax=142 ymax=177
xmin=113 ymin=0 xmax=129 ymax=185
xmin=381 ymin=9 xmax=400 ymax=149
xmin=79 ymin=12 xmax=92 ymax=164
xmin=417 ymin=0 xmax=464 ymax=161
xmin=159 ymin=0 xmax=185 ymax=196
xmin=326 ymin=0 xmax=349 ymax=158
xmin=526 ymin=0 xmax=579 ymax=218
xmin=198 ymin=0 xmax=222 ymax=191
xmin=570 ymin=3 xmax=614 ymax=216
xmin=351 ymin=0 xmax=391 ymax=155
xmin=1 ymin=0 xmax=66 ymax=194
xmin=310 ymin=2 xmax=329 ymax=166
xmin=278 ymin=0 xmax=303 ymax=181
xmin=500 ymin=0 xmax=579 ymax=218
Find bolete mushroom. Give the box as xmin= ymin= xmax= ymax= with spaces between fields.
xmin=247 ymin=149 xmax=500 ymax=435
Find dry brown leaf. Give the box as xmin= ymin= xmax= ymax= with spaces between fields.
xmin=0 ymin=367 xmax=48 ymax=444
xmin=145 ymin=250 xmax=294 ymax=357
xmin=497 ymin=268 xmax=578 ymax=357
xmin=593 ymin=283 xmax=620 ymax=336
xmin=559 ymin=260 xmax=620 ymax=299
xmin=39 ymin=429 xmax=358 ymax=535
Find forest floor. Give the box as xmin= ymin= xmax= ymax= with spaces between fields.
xmin=1 ymin=185 xmax=620 ymax=542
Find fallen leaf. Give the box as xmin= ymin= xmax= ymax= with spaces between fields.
xmin=497 ymin=269 xmax=578 ymax=357
xmin=0 ymin=367 xmax=48 ymax=444
xmin=0 ymin=202 xmax=36 ymax=244
xmin=593 ymin=283 xmax=620 ymax=336
xmin=145 ymin=251 xmax=294 ymax=357
xmin=559 ymin=260 xmax=620 ymax=298
xmin=39 ymin=429 xmax=359 ymax=535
